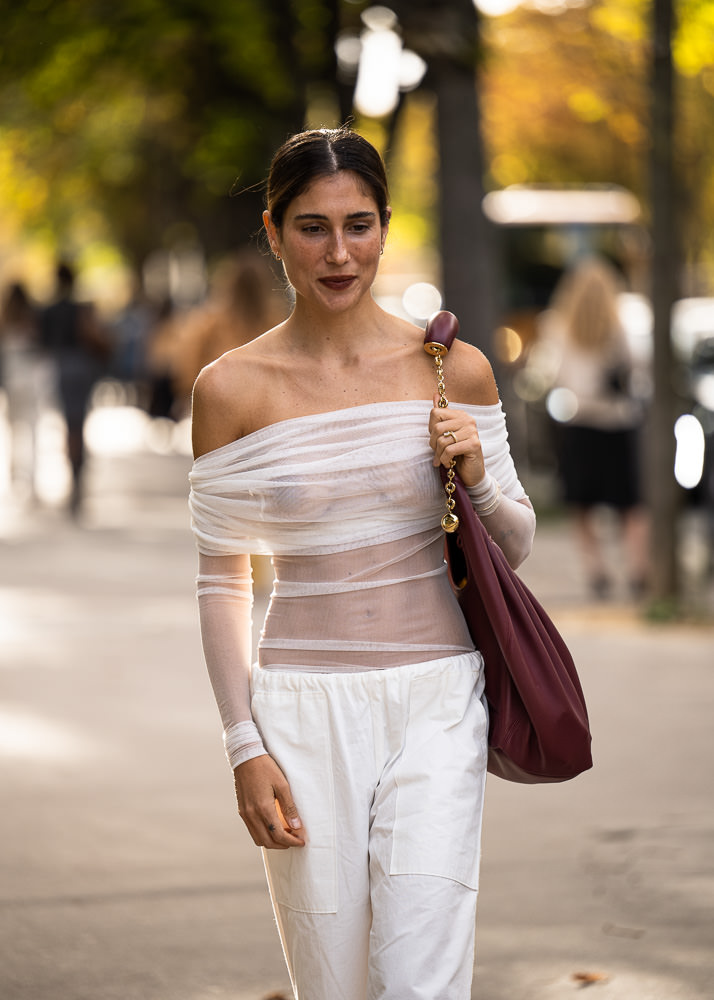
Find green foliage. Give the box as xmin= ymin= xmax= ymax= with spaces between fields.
xmin=674 ymin=0 xmax=714 ymax=77
xmin=481 ymin=4 xmax=649 ymax=196
xmin=1 ymin=0 xmax=714 ymax=296
xmin=0 ymin=0 xmax=346 ymax=272
xmin=480 ymin=0 xmax=714 ymax=285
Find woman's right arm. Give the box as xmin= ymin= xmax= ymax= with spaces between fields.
xmin=196 ymin=552 xmax=304 ymax=849
xmin=192 ymin=367 xmax=304 ymax=849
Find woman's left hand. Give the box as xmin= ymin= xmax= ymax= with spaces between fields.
xmin=428 ymin=393 xmax=486 ymax=489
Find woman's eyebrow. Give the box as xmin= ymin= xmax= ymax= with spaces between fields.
xmin=293 ymin=210 xmax=377 ymax=221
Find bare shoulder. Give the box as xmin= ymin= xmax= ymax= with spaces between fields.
xmin=445 ymin=339 xmax=500 ymax=406
xmin=191 ymin=336 xmax=275 ymax=457
xmin=191 ymin=354 xmax=239 ymax=458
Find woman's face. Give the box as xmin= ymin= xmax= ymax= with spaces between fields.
xmin=264 ymin=170 xmax=390 ymax=315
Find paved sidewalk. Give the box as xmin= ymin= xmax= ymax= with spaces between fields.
xmin=1 ymin=432 xmax=712 ymax=1000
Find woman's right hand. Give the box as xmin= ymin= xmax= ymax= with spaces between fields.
xmin=233 ymin=754 xmax=305 ymax=850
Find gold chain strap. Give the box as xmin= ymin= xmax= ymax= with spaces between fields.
xmin=431 ymin=349 xmax=459 ymax=534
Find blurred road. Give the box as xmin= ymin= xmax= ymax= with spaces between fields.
xmin=1 ymin=404 xmax=712 ymax=1000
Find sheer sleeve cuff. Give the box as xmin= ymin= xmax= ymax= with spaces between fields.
xmin=466 ymin=472 xmax=503 ymax=517
xmin=467 ymin=472 xmax=535 ymax=569
xmin=223 ymin=720 xmax=267 ymax=770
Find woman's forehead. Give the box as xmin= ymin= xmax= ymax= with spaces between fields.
xmin=288 ymin=171 xmax=378 ymax=214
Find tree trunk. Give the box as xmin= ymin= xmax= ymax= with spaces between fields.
xmin=391 ymin=0 xmax=497 ymax=354
xmin=648 ymin=0 xmax=681 ymax=603
xmin=432 ymin=53 xmax=497 ymax=354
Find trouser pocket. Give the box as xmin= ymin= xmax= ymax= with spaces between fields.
xmin=390 ymin=664 xmax=488 ymax=889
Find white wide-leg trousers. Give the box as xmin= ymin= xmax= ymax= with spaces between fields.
xmin=251 ymin=652 xmax=489 ymax=1000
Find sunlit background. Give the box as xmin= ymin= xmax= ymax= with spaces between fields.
xmin=0 ymin=4 xmax=713 ymax=713
xmin=2 ymin=6 xmax=714 ymax=1000
xmin=2 ymin=0 xmax=714 ymax=601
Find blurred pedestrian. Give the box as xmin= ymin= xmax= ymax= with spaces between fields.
xmin=0 ymin=281 xmax=44 ymax=502
xmin=172 ymin=247 xmax=287 ymax=405
xmin=534 ymin=255 xmax=650 ymax=598
xmin=189 ymin=128 xmax=536 ymax=1000
xmin=144 ymin=297 xmax=181 ymax=421
xmin=40 ymin=262 xmax=110 ymax=515
xmin=111 ymin=274 xmax=155 ymax=391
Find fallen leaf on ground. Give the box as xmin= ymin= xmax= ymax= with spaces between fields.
xmin=572 ymin=971 xmax=609 ymax=987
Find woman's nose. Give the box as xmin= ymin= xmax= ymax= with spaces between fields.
xmin=326 ymin=231 xmax=349 ymax=264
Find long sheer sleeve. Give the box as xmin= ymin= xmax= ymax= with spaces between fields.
xmin=196 ymin=553 xmax=267 ymax=768
xmin=466 ymin=474 xmax=535 ymax=569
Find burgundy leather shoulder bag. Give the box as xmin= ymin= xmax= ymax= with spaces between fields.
xmin=425 ymin=311 xmax=593 ymax=783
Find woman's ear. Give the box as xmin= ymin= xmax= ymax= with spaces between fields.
xmin=380 ymin=207 xmax=392 ymax=253
xmin=263 ymin=210 xmax=280 ymax=257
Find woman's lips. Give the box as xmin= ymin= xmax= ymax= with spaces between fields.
xmin=319 ymin=275 xmax=357 ymax=291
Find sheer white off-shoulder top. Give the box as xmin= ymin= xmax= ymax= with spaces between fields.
xmin=189 ymin=400 xmax=528 ymax=673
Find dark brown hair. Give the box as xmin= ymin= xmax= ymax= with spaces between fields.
xmin=266 ymin=128 xmax=390 ymax=230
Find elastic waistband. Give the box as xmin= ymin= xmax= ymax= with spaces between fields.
xmin=252 ymin=651 xmax=483 ymax=695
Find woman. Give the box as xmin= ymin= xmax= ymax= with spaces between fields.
xmin=189 ymin=128 xmax=536 ymax=1000
xmin=40 ymin=263 xmax=108 ymax=515
xmin=535 ymin=256 xmax=649 ymax=598
xmin=172 ymin=247 xmax=288 ymax=403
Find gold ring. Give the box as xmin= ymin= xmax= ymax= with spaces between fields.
xmin=443 ymin=430 xmax=457 ymax=443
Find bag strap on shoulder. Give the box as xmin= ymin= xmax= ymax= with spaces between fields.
xmin=423 ymin=310 xmax=461 ymax=534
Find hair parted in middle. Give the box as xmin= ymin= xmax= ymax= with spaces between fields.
xmin=265 ymin=128 xmax=391 ymax=231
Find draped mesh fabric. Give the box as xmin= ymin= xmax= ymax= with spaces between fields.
xmin=189 ymin=400 xmax=528 ymax=672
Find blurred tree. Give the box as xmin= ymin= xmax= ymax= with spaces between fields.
xmin=0 ymin=0 xmax=353 ymax=271
xmin=649 ymin=0 xmax=680 ymax=607
xmin=2 ymin=0 xmax=713 ymax=312
xmin=671 ymin=0 xmax=714 ymax=289
xmin=480 ymin=0 xmax=708 ymax=608
xmin=481 ymin=5 xmax=648 ymax=194
xmin=388 ymin=0 xmax=497 ymax=355
xmin=480 ymin=0 xmax=714 ymax=287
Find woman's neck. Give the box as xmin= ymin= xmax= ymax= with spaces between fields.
xmin=282 ymin=294 xmax=391 ymax=359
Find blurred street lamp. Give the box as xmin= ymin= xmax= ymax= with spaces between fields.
xmin=472 ymin=0 xmax=589 ymax=14
xmin=339 ymin=6 xmax=426 ymax=119
xmin=473 ymin=0 xmax=521 ymax=15
xmin=402 ymin=282 xmax=443 ymax=321
xmin=674 ymin=414 xmax=705 ymax=490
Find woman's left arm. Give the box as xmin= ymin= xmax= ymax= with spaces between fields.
xmin=466 ymin=478 xmax=535 ymax=569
